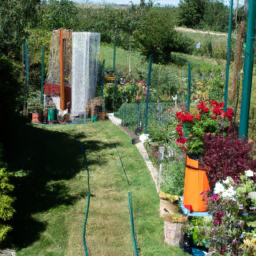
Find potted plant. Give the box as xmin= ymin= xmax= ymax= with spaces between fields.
xmin=175 ymin=100 xmax=234 ymax=212
xmin=164 ymin=214 xmax=188 ymax=246
xmin=197 ymin=176 xmax=256 ymax=256
xmin=30 ymin=107 xmax=43 ymax=123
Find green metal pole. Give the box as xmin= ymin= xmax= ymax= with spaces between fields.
xmin=24 ymin=40 xmax=29 ymax=116
xmin=186 ymin=63 xmax=191 ymax=112
xmin=102 ymin=60 xmax=105 ymax=112
xmin=239 ymin=0 xmax=256 ymax=139
xmin=144 ymin=54 xmax=153 ymax=134
xmin=41 ymin=45 xmax=44 ymax=107
xmin=112 ymin=72 xmax=118 ymax=109
xmin=224 ymin=0 xmax=233 ymax=112
xmin=113 ymin=25 xmax=118 ymax=73
xmin=25 ymin=40 xmax=29 ymax=90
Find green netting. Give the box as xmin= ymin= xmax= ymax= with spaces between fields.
xmin=115 ymin=101 xmax=175 ymax=133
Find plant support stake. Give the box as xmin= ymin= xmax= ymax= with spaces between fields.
xmin=224 ymin=0 xmax=233 ymax=112
xmin=186 ymin=63 xmax=191 ymax=111
xmin=41 ymin=45 xmax=44 ymax=107
xmin=23 ymin=39 xmax=29 ymax=116
xmin=145 ymin=54 xmax=153 ymax=134
xmin=102 ymin=60 xmax=105 ymax=112
xmin=113 ymin=25 xmax=118 ymax=73
xmin=60 ymin=29 xmax=65 ymax=111
xmin=239 ymin=0 xmax=256 ymax=139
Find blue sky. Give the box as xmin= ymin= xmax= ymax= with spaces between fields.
xmin=80 ymin=0 xmax=231 ymax=7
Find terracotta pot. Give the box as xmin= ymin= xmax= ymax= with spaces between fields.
xmin=32 ymin=113 xmax=42 ymax=123
xmin=43 ymin=111 xmax=48 ymax=123
xmin=100 ymin=111 xmax=106 ymax=121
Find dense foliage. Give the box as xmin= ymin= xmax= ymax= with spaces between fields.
xmin=202 ymin=133 xmax=256 ymax=185
xmin=0 ymin=57 xmax=22 ymax=146
xmin=133 ymin=8 xmax=193 ymax=63
xmin=178 ymin=0 xmax=244 ymax=32
xmin=0 ymin=145 xmax=15 ymax=244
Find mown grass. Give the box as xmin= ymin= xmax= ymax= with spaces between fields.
xmin=6 ymin=118 xmax=187 ymax=256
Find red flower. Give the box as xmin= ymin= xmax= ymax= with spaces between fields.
xmin=213 ymin=107 xmax=221 ymax=115
xmin=211 ymin=114 xmax=217 ymax=120
xmin=177 ymin=138 xmax=186 ymax=144
xmin=202 ymin=107 xmax=209 ymax=112
xmin=176 ymin=111 xmax=194 ymax=123
xmin=219 ymin=102 xmax=224 ymax=108
xmin=196 ymin=115 xmax=201 ymax=120
xmin=226 ymin=108 xmax=234 ymax=118
xmin=176 ymin=124 xmax=182 ymax=132
xmin=197 ymin=101 xmax=206 ymax=110
xmin=185 ymin=112 xmax=194 ymax=122
xmin=222 ymin=108 xmax=234 ymax=119
xmin=211 ymin=100 xmax=218 ymax=107
xmin=197 ymin=101 xmax=209 ymax=113
xmin=179 ymin=146 xmax=186 ymax=152
xmin=227 ymin=125 xmax=231 ymax=132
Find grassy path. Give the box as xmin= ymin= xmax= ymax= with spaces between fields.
xmin=9 ymin=120 xmax=186 ymax=256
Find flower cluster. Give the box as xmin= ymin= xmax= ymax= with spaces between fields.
xmin=176 ymin=110 xmax=194 ymax=124
xmin=197 ymin=101 xmax=209 ymax=113
xmin=174 ymin=100 xmax=234 ymax=153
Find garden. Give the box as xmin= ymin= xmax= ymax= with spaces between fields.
xmin=1 ymin=0 xmax=256 ymax=256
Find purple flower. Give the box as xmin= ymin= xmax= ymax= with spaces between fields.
xmin=200 ymin=189 xmax=210 ymax=195
xmin=211 ymin=228 xmax=217 ymax=233
xmin=210 ymin=193 xmax=220 ymax=202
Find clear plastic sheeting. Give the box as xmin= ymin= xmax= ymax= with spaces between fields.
xmin=71 ymin=32 xmax=101 ymax=117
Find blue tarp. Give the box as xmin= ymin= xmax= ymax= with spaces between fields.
xmin=179 ymin=196 xmax=212 ymax=217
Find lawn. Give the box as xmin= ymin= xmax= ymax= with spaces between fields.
xmin=6 ymin=118 xmax=187 ymax=256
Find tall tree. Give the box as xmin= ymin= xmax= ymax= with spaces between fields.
xmin=0 ymin=0 xmax=41 ymax=58
xmin=178 ymin=0 xmax=207 ymax=28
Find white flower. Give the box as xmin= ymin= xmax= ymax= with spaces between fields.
xmin=245 ymin=170 xmax=254 ymax=177
xmin=214 ymin=177 xmax=236 ymax=200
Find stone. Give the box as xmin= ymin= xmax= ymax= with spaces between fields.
xmin=164 ymin=221 xmax=184 ymax=246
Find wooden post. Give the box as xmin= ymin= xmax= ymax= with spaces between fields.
xmin=60 ymin=29 xmax=65 ymax=110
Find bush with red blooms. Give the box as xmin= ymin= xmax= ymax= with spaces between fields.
xmin=44 ymin=83 xmax=60 ymax=96
xmin=202 ymin=133 xmax=256 ymax=185
xmin=175 ymin=100 xmax=234 ymax=155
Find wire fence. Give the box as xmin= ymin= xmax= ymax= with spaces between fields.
xmin=114 ymin=68 xmax=225 ymax=134
xmin=114 ymin=101 xmax=176 ymax=134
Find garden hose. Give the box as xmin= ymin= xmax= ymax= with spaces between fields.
xmin=80 ymin=142 xmax=91 ymax=256
xmin=80 ymin=139 xmax=139 ymax=256
xmin=113 ymin=143 xmax=139 ymax=256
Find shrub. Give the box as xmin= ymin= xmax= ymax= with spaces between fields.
xmin=161 ymin=160 xmax=186 ymax=196
xmin=0 ymin=144 xmax=15 ymax=243
xmin=133 ymin=8 xmax=193 ymax=63
xmin=202 ymin=133 xmax=256 ymax=185
xmin=0 ymin=57 xmax=22 ymax=146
